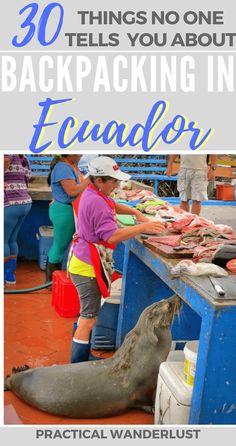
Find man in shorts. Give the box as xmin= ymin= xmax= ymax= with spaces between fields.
xmin=166 ymin=154 xmax=217 ymax=215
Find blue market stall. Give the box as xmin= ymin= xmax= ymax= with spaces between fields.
xmin=116 ymin=237 xmax=236 ymax=424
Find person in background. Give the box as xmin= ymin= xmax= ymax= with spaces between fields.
xmin=166 ymin=154 xmax=217 ymax=215
xmin=46 ymin=154 xmax=90 ymax=282
xmin=68 ymin=156 xmax=166 ymax=363
xmin=4 ymin=155 xmax=32 ymax=284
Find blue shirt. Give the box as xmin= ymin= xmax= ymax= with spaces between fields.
xmin=51 ymin=161 xmax=80 ymax=204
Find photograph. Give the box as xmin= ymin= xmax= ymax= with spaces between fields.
xmin=1 ymin=0 xmax=236 ymax=444
xmin=3 ymin=153 xmax=236 ymax=430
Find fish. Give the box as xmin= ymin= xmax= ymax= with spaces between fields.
xmin=170 ymin=260 xmax=228 ymax=277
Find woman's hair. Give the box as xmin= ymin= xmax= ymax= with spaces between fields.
xmin=89 ymin=175 xmax=114 ymax=184
xmin=47 ymin=155 xmax=69 ymax=186
xmin=19 ymin=155 xmax=28 ymax=167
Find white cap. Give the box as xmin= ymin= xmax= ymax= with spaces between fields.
xmin=86 ymin=156 xmax=131 ymax=181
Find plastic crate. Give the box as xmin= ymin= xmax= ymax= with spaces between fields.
xmin=52 ymin=270 xmax=80 ymax=318
xmin=37 ymin=225 xmax=70 ymax=270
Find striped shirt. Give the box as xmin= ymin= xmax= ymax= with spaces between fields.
xmin=4 ymin=155 xmax=32 ymax=207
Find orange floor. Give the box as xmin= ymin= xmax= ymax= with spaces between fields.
xmin=4 ymin=261 xmax=154 ymax=425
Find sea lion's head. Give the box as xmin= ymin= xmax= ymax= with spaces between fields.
xmin=157 ymin=294 xmax=182 ymax=328
xmin=138 ymin=295 xmax=182 ymax=345
xmin=110 ymin=295 xmax=182 ymax=373
xmin=143 ymin=295 xmax=181 ymax=343
xmin=142 ymin=294 xmax=181 ymax=327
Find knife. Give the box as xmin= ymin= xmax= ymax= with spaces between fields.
xmin=209 ymin=276 xmax=225 ymax=297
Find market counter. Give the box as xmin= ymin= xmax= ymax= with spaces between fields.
xmin=116 ymin=236 xmax=236 ymax=424
xmin=28 ymin=180 xmax=52 ymax=201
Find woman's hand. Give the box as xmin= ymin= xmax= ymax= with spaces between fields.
xmin=133 ymin=210 xmax=149 ymax=222
xmin=107 ymin=219 xmax=166 ymax=244
xmin=141 ymin=221 xmax=166 ymax=234
xmin=4 ymin=156 xmax=11 ymax=172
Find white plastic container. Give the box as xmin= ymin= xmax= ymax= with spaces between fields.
xmin=101 ymin=278 xmax=122 ymax=306
xmin=183 ymin=341 xmax=199 ymax=387
xmin=109 ymin=278 xmax=122 ymax=303
xmin=155 ymin=362 xmax=192 ymax=425
xmin=167 ymin=349 xmax=185 ymax=362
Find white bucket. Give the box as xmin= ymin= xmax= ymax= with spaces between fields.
xmin=183 ymin=341 xmax=199 ymax=387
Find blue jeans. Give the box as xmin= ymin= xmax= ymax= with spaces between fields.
xmin=4 ymin=203 xmax=32 ymax=258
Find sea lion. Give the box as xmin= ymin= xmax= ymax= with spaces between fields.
xmin=5 ymin=294 xmax=181 ymax=418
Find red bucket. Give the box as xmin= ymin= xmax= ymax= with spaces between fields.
xmin=216 ymin=184 xmax=234 ymax=201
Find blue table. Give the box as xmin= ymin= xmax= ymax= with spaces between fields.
xmin=116 ymin=238 xmax=236 ymax=425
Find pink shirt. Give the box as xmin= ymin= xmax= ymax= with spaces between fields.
xmin=73 ymin=187 xmax=117 ymax=265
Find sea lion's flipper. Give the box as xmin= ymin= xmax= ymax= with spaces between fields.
xmin=4 ymin=375 xmax=11 ymax=391
xmin=12 ymin=364 xmax=30 ymax=374
xmin=136 ymin=405 xmax=155 ymax=414
xmin=4 ymin=364 xmax=30 ymax=391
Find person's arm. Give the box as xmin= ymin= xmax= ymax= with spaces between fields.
xmin=60 ymin=177 xmax=90 ymax=197
xmin=166 ymin=155 xmax=177 ymax=176
xmin=209 ymin=155 xmax=217 ymax=168
xmin=114 ymin=202 xmax=149 ymax=222
xmin=208 ymin=155 xmax=218 ymax=181
xmin=107 ymin=220 xmax=166 ymax=244
xmin=4 ymin=156 xmax=11 ymax=172
xmin=21 ymin=156 xmax=31 ymax=185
